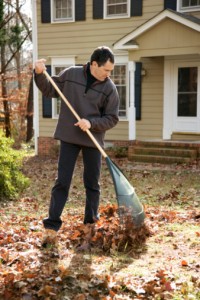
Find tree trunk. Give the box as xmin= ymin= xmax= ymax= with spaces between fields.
xmin=26 ymin=74 xmax=33 ymax=142
xmin=1 ymin=44 xmax=11 ymax=137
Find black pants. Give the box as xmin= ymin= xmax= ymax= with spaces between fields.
xmin=43 ymin=141 xmax=102 ymax=231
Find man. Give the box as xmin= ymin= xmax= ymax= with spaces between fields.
xmin=34 ymin=46 xmax=119 ymax=246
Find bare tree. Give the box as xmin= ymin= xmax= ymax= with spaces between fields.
xmin=0 ymin=0 xmax=32 ymax=142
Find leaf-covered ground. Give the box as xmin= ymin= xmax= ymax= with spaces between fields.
xmin=0 ymin=153 xmax=200 ymax=300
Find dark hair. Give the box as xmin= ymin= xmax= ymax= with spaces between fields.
xmin=90 ymin=46 xmax=114 ymax=67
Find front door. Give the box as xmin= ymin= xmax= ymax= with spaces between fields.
xmin=173 ymin=62 xmax=200 ymax=132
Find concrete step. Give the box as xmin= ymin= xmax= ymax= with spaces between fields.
xmin=128 ymin=141 xmax=200 ymax=164
xmin=129 ymin=146 xmax=197 ymax=158
xmin=132 ymin=140 xmax=200 ymax=149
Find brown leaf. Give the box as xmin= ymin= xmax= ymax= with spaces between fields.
xmin=37 ymin=285 xmax=53 ymax=296
xmin=181 ymin=260 xmax=188 ymax=266
xmin=109 ymin=289 xmax=116 ymax=297
xmin=70 ymin=230 xmax=81 ymax=240
xmin=165 ymin=281 xmax=176 ymax=291
xmin=74 ymin=294 xmax=86 ymax=300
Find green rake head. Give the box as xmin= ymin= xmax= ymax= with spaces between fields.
xmin=106 ymin=157 xmax=145 ymax=227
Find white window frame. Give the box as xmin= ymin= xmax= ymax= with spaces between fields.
xmin=111 ymin=55 xmax=129 ymax=120
xmin=51 ymin=57 xmax=75 ymax=118
xmin=51 ymin=0 xmax=75 ymax=23
xmin=177 ymin=0 xmax=200 ymax=12
xmin=104 ymin=0 xmax=130 ymax=20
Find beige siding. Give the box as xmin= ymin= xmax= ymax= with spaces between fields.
xmin=105 ymin=121 xmax=129 ymax=141
xmin=37 ymin=0 xmax=164 ymax=63
xmin=36 ymin=0 xmax=164 ymax=141
xmin=36 ymin=0 xmax=200 ymax=143
xmin=39 ymin=99 xmax=57 ymax=136
xmin=136 ymin=57 xmax=164 ymax=140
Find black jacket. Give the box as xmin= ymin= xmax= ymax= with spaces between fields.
xmin=34 ymin=64 xmax=119 ymax=147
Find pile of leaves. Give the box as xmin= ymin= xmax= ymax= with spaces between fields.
xmin=60 ymin=204 xmax=150 ymax=253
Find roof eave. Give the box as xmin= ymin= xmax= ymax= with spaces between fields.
xmin=113 ymin=9 xmax=200 ymax=50
xmin=114 ymin=44 xmax=139 ymax=50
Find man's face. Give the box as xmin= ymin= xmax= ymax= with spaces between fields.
xmin=91 ymin=60 xmax=114 ymax=81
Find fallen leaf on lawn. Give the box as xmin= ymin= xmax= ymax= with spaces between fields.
xmin=70 ymin=230 xmax=81 ymax=240
xmin=37 ymin=285 xmax=53 ymax=296
xmin=23 ymin=272 xmax=38 ymax=279
xmin=181 ymin=260 xmax=188 ymax=266
xmin=165 ymin=281 xmax=176 ymax=291
xmin=0 ymin=248 xmax=9 ymax=263
xmin=74 ymin=294 xmax=86 ymax=300
xmin=4 ymin=272 xmax=15 ymax=284
xmin=109 ymin=289 xmax=116 ymax=297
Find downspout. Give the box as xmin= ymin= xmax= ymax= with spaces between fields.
xmin=32 ymin=0 xmax=39 ymax=154
xmin=128 ymin=61 xmax=136 ymax=140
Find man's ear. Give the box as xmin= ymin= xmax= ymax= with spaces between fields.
xmin=92 ymin=61 xmax=98 ymax=67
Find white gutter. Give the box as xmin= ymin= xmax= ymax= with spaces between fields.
xmin=32 ymin=0 xmax=39 ymax=155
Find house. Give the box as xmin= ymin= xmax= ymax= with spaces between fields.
xmin=32 ymin=0 xmax=200 ymax=159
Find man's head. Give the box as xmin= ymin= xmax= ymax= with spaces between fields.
xmin=90 ymin=46 xmax=115 ymax=81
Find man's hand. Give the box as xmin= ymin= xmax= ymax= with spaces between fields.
xmin=75 ymin=119 xmax=91 ymax=131
xmin=34 ymin=59 xmax=46 ymax=74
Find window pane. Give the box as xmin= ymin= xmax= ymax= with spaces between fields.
xmin=191 ymin=0 xmax=199 ymax=6
xmin=182 ymin=0 xmax=200 ymax=7
xmin=107 ymin=0 xmax=128 ymax=16
xmin=55 ymin=0 xmax=72 ymax=20
xmin=177 ymin=67 xmax=197 ymax=117
xmin=112 ymin=65 xmax=126 ymax=84
xmin=111 ymin=64 xmax=127 ymax=117
xmin=178 ymin=94 xmax=197 ymax=116
xmin=54 ymin=66 xmax=66 ymax=115
xmin=55 ymin=66 xmax=65 ymax=74
xmin=182 ymin=0 xmax=190 ymax=6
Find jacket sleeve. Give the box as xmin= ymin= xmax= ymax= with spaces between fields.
xmin=34 ymin=70 xmax=64 ymax=98
xmin=89 ymin=84 xmax=119 ymax=132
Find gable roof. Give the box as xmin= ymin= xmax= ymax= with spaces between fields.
xmin=113 ymin=9 xmax=200 ymax=50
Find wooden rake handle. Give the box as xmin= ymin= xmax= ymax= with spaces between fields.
xmin=43 ymin=70 xmax=108 ymax=158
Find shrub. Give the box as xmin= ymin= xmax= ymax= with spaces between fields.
xmin=0 ymin=131 xmax=29 ymax=200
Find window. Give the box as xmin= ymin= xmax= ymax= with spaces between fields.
xmin=52 ymin=66 xmax=68 ymax=118
xmin=51 ymin=57 xmax=75 ymax=118
xmin=179 ymin=0 xmax=200 ymax=10
xmin=177 ymin=67 xmax=197 ymax=117
xmin=104 ymin=0 xmax=130 ymax=19
xmin=52 ymin=66 xmax=66 ymax=117
xmin=110 ymin=64 xmax=128 ymax=117
xmin=52 ymin=0 xmax=74 ymax=22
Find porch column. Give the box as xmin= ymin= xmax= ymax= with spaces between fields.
xmin=163 ymin=58 xmax=172 ymax=139
xmin=128 ymin=61 xmax=136 ymax=140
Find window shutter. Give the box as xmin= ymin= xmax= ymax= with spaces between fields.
xmin=42 ymin=65 xmax=52 ymax=118
xmin=93 ymin=0 xmax=103 ymax=19
xmin=41 ymin=0 xmax=51 ymax=23
xmin=134 ymin=62 xmax=142 ymax=120
xmin=75 ymin=0 xmax=86 ymax=21
xmin=164 ymin=0 xmax=177 ymax=10
xmin=131 ymin=0 xmax=143 ymax=17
